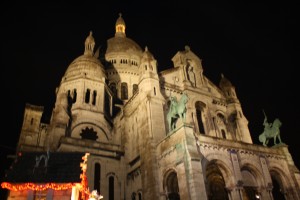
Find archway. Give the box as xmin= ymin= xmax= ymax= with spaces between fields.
xmin=241 ymin=169 xmax=259 ymax=200
xmin=270 ymin=171 xmax=286 ymax=199
xmin=164 ymin=170 xmax=180 ymax=200
xmin=205 ymin=162 xmax=229 ymax=200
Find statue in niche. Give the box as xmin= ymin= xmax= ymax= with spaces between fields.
xmin=259 ymin=110 xmax=283 ymax=146
xmin=186 ymin=60 xmax=196 ymax=87
xmin=167 ymin=92 xmax=189 ymax=132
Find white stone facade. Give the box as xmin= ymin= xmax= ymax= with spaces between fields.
xmin=14 ymin=14 xmax=300 ymax=200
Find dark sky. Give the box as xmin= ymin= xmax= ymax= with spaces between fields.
xmin=1 ymin=2 xmax=299 ymax=197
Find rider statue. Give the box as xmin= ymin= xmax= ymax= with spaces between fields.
xmin=259 ymin=110 xmax=283 ymax=146
xmin=170 ymin=96 xmax=178 ymax=114
xmin=167 ymin=93 xmax=189 ymax=132
xmin=263 ymin=112 xmax=272 ymax=132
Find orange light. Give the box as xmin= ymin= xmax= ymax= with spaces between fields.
xmin=1 ymin=182 xmax=76 ymax=191
xmin=1 ymin=153 xmax=94 ymax=200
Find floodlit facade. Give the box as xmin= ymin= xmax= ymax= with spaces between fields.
xmin=2 ymin=14 xmax=300 ymax=200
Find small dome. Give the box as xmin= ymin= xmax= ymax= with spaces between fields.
xmin=63 ymin=32 xmax=105 ymax=81
xmin=219 ymin=73 xmax=233 ymax=89
xmin=141 ymin=46 xmax=154 ymax=61
xmin=63 ymin=55 xmax=105 ymax=81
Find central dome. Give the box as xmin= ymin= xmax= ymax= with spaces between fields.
xmin=106 ymin=36 xmax=142 ymax=53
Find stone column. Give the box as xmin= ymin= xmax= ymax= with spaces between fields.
xmin=187 ymin=160 xmax=207 ymax=200
xmin=176 ymin=162 xmax=190 ymax=200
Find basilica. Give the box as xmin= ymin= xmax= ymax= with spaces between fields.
xmin=2 ymin=14 xmax=300 ymax=200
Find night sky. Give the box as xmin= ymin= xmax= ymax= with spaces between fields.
xmin=1 ymin=2 xmax=299 ymax=198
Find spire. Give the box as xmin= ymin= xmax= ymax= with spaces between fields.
xmin=84 ymin=31 xmax=95 ymax=56
xmin=115 ymin=13 xmax=126 ymax=37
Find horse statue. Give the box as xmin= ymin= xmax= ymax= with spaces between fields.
xmin=259 ymin=118 xmax=283 ymax=146
xmin=167 ymin=92 xmax=189 ymax=131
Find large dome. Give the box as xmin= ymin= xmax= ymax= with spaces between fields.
xmin=63 ymin=32 xmax=105 ymax=82
xmin=106 ymin=36 xmax=142 ymax=54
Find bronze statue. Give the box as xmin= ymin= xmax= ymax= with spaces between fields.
xmin=259 ymin=111 xmax=283 ymax=146
xmin=167 ymin=92 xmax=189 ymax=132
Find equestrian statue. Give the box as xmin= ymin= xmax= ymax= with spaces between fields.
xmin=167 ymin=92 xmax=189 ymax=132
xmin=259 ymin=110 xmax=283 ymax=146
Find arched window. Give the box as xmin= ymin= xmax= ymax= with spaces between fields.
xmin=206 ymin=162 xmax=229 ymax=200
xmin=138 ymin=192 xmax=142 ymax=200
xmin=195 ymin=101 xmax=206 ymax=134
xmin=109 ymin=176 xmax=114 ymax=200
xmin=85 ymin=89 xmax=90 ymax=103
xmin=73 ymin=89 xmax=77 ymax=103
xmin=94 ymin=163 xmax=101 ymax=193
xmin=121 ymin=82 xmax=128 ymax=100
xmin=270 ymin=171 xmax=286 ymax=199
xmin=92 ymin=90 xmax=97 ymax=105
xmin=165 ymin=171 xmax=180 ymax=200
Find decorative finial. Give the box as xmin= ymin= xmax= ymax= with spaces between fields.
xmin=145 ymin=46 xmax=148 ymax=52
xmin=119 ymin=13 xmax=122 ymax=17
xmin=89 ymin=31 xmax=93 ymax=36
xmin=221 ymin=73 xmax=224 ymax=78
xmin=185 ymin=45 xmax=190 ymax=51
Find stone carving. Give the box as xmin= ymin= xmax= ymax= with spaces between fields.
xmin=187 ymin=64 xmax=196 ymax=87
xmin=259 ymin=111 xmax=283 ymax=146
xmin=167 ymin=92 xmax=189 ymax=131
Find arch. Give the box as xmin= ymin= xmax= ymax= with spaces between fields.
xmin=270 ymin=173 xmax=286 ymax=199
xmin=204 ymin=159 xmax=232 ymax=200
xmin=240 ymin=164 xmax=264 ymax=199
xmin=108 ymin=176 xmax=114 ymax=200
xmin=94 ymin=162 xmax=101 ymax=193
xmin=203 ymin=153 xmax=235 ymax=186
xmin=121 ymin=82 xmax=128 ymax=100
xmin=85 ymin=88 xmax=91 ymax=103
xmin=92 ymin=90 xmax=97 ymax=105
xmin=214 ymin=112 xmax=227 ymax=139
xmin=195 ymin=101 xmax=206 ymax=134
xmin=269 ymin=165 xmax=294 ymax=199
xmin=71 ymin=122 xmax=110 ymax=142
xmin=138 ymin=191 xmax=142 ymax=200
xmin=163 ymin=169 xmax=180 ymax=200
xmin=72 ymin=88 xmax=77 ymax=103
xmin=106 ymin=172 xmax=120 ymax=200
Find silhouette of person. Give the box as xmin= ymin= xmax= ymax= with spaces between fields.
xmin=263 ymin=115 xmax=272 ymax=131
